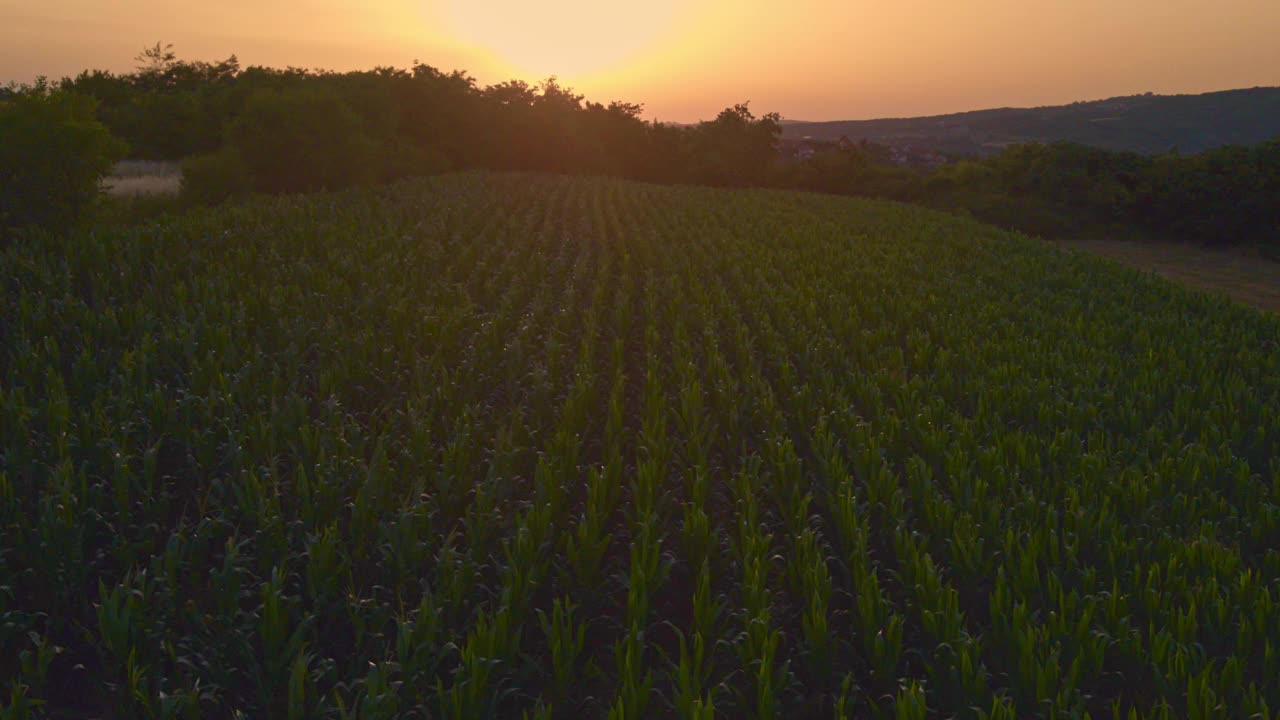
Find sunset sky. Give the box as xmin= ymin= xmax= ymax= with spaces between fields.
xmin=3 ymin=0 xmax=1279 ymax=121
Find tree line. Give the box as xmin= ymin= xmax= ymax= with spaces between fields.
xmin=66 ymin=45 xmax=781 ymax=198
xmin=3 ymin=45 xmax=1277 ymax=249
xmin=785 ymin=138 xmax=1280 ymax=248
xmin=1 ymin=45 xmax=782 ymax=233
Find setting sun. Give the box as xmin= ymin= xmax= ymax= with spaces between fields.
xmin=3 ymin=0 xmax=1279 ymax=120
xmin=440 ymin=0 xmax=683 ymax=79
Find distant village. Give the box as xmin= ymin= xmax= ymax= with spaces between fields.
xmin=778 ymin=135 xmax=949 ymax=169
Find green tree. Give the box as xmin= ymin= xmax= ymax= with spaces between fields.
xmin=691 ymin=103 xmax=782 ymax=186
xmin=228 ymin=86 xmax=380 ymax=194
xmin=0 ymin=86 xmax=126 ymax=236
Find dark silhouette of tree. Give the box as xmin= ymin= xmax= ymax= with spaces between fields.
xmin=22 ymin=44 xmax=1277 ymax=247
xmin=134 ymin=42 xmax=177 ymax=75
xmin=690 ymin=103 xmax=782 ymax=186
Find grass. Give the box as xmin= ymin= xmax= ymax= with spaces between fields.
xmin=1059 ymin=237 xmax=1280 ymax=312
xmin=102 ymin=160 xmax=182 ymax=196
xmin=3 ymin=173 xmax=1279 ymax=718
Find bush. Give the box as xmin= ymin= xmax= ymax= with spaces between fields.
xmin=0 ymin=88 xmax=127 ymax=236
xmin=229 ymin=86 xmax=380 ymax=194
xmin=181 ymin=148 xmax=250 ymax=205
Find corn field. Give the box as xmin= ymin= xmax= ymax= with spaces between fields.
xmin=2 ymin=174 xmax=1279 ymax=718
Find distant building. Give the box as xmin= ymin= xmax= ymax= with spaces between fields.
xmin=889 ymin=143 xmax=948 ymax=168
xmin=778 ymin=136 xmax=831 ymax=162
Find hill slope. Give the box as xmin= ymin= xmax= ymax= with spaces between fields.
xmin=4 ymin=174 xmax=1280 ymax=716
xmin=785 ymin=86 xmax=1280 ymax=154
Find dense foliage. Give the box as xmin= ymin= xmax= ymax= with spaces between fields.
xmin=0 ymin=85 xmax=126 ymax=237
xmin=37 ymin=47 xmax=1280 ymax=247
xmin=3 ymin=174 xmax=1279 ymax=718
xmin=787 ymin=139 xmax=1280 ymax=247
xmin=54 ymin=48 xmax=781 ymax=196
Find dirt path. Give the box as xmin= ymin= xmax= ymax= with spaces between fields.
xmin=1058 ymin=238 xmax=1280 ymax=313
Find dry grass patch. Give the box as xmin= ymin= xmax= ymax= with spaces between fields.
xmin=103 ymin=160 xmax=182 ymax=196
xmin=1060 ymin=238 xmax=1280 ymax=313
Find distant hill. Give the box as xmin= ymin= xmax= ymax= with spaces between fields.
xmin=783 ymin=87 xmax=1280 ymax=155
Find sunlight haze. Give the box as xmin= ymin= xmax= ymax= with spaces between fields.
xmin=3 ymin=0 xmax=1279 ymax=120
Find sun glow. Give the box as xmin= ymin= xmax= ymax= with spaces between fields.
xmin=442 ymin=0 xmax=683 ymax=79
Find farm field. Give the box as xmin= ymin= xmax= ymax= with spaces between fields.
xmin=2 ymin=173 xmax=1279 ymax=718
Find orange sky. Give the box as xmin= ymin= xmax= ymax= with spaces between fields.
xmin=3 ymin=0 xmax=1279 ymax=121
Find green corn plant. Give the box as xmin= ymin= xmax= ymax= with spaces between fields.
xmin=395 ymin=589 xmax=443 ymax=685
xmin=682 ymin=503 xmax=713 ymax=569
xmin=305 ymin=522 xmax=346 ymax=606
xmin=625 ymin=522 xmax=663 ymax=630
xmin=954 ymin=640 xmax=990 ymax=709
xmin=610 ymin=628 xmax=653 ymax=720
xmin=691 ymin=560 xmax=724 ymax=643
xmin=260 ymin=566 xmax=310 ymax=702
xmin=1185 ymin=666 xmax=1225 ymax=720
xmin=96 ymin=572 xmax=145 ymax=666
xmin=566 ymin=467 xmax=613 ymax=589
xmin=16 ymin=634 xmax=60 ymax=698
xmin=749 ymin=623 xmax=784 ymax=720
xmin=730 ymin=462 xmax=788 ymax=720
xmin=675 ymin=565 xmax=722 ymax=718
xmin=1109 ymin=701 xmax=1139 ymax=720
xmin=686 ymin=696 xmax=716 ymax=720
xmin=536 ymin=597 xmax=585 ymax=703
xmin=0 ymin=684 xmax=42 ymax=720
xmin=433 ymin=532 xmax=476 ymax=627
xmin=1239 ymin=683 xmax=1271 ymax=720
xmin=893 ymin=681 xmax=927 ymax=720
xmin=351 ymin=662 xmax=402 ymax=720
xmin=673 ymin=629 xmax=714 ymax=720
xmin=977 ymin=695 xmax=1018 ymax=720
xmin=801 ymin=576 xmax=831 ymax=681
xmin=523 ymin=701 xmax=553 ymax=720
xmin=677 ymin=372 xmax=712 ymax=480
xmin=124 ymin=647 xmax=150 ymax=714
xmin=211 ymin=535 xmax=250 ymax=619
xmin=834 ymin=674 xmax=856 ymax=720
xmin=872 ymin=614 xmax=905 ymax=682
xmin=287 ymin=650 xmax=314 ymax=720
xmin=441 ymin=607 xmax=514 ymax=719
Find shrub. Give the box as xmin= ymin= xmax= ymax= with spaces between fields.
xmin=181 ymin=148 xmax=250 ymax=205
xmin=0 ymin=88 xmax=127 ymax=236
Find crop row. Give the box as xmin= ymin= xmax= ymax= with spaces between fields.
xmin=2 ymin=173 xmax=1279 ymax=717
